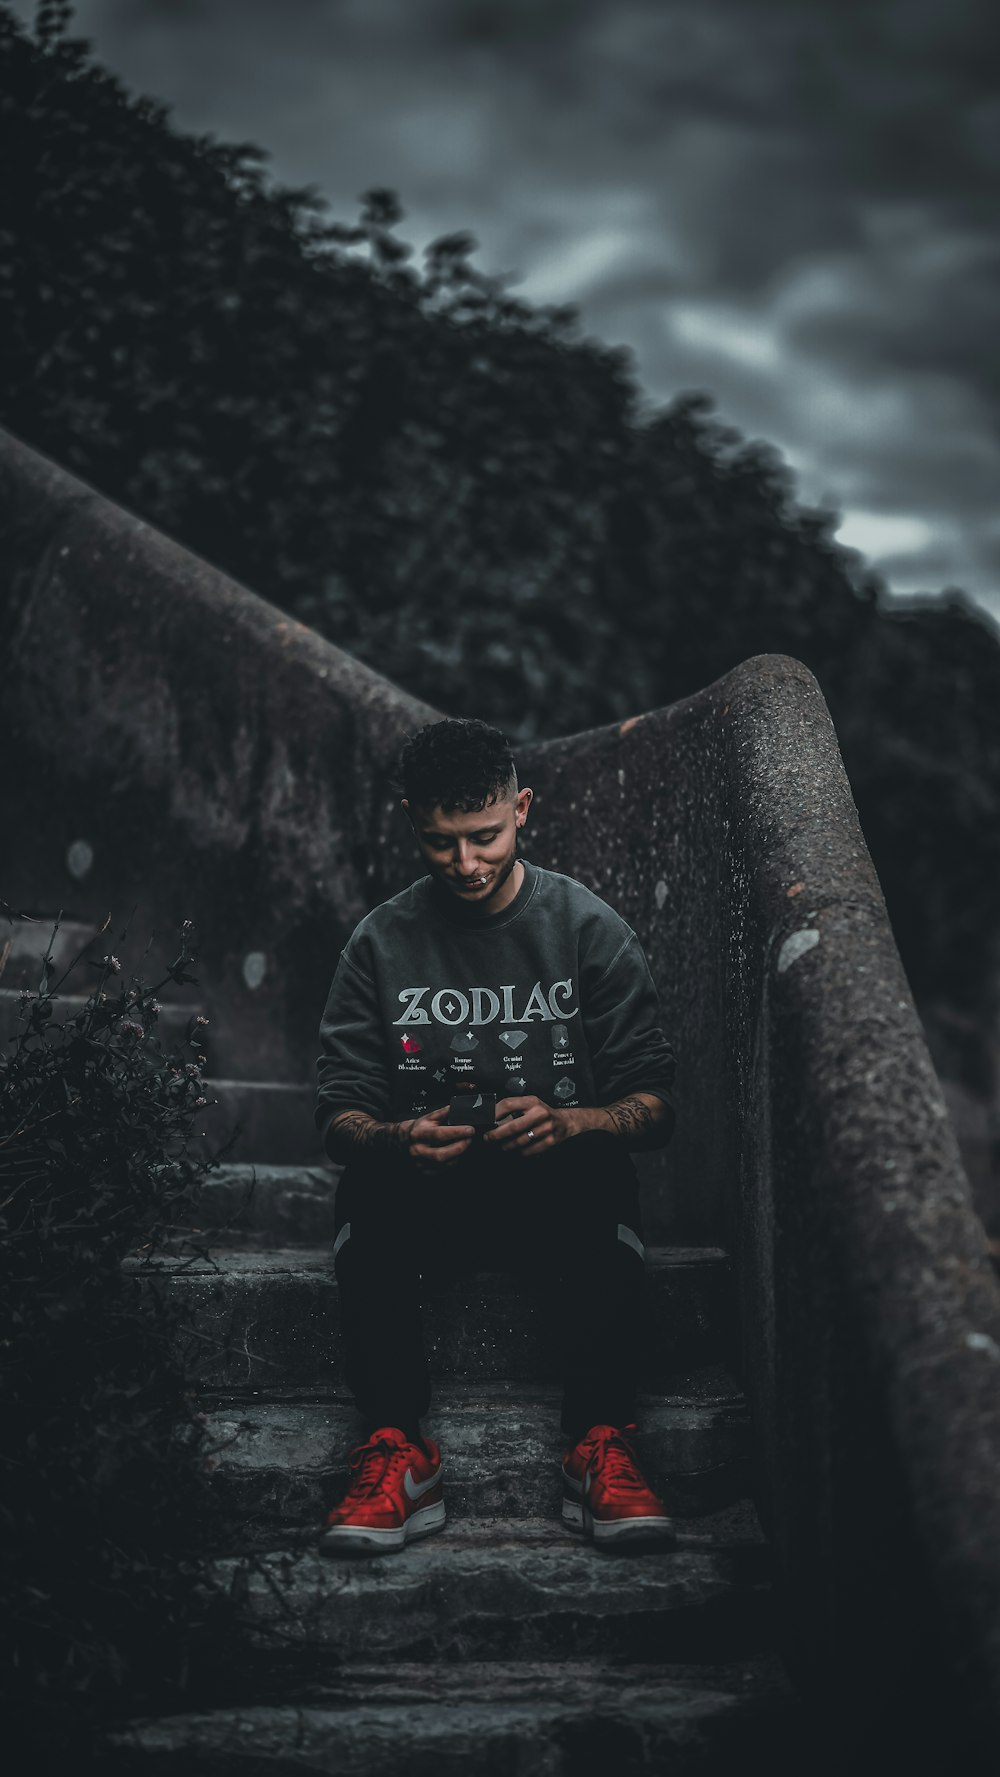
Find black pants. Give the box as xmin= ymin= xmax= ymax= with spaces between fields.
xmin=332 ymin=1130 xmax=647 ymax=1444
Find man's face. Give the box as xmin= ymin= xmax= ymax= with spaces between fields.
xmin=402 ymin=787 xmax=533 ymax=907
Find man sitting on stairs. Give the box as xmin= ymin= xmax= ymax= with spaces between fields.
xmin=314 ymin=717 xmax=678 ymax=1553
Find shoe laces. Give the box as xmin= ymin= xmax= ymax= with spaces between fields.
xmin=583 ymin=1425 xmax=646 ymax=1491
xmin=345 ymin=1434 xmax=410 ymax=1499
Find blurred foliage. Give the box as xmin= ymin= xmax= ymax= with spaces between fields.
xmin=0 ymin=901 xmax=236 ymax=1762
xmin=2 ymin=3 xmax=999 ymax=1076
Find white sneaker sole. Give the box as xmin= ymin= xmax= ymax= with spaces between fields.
xmin=562 ymin=1497 xmax=677 ymax=1548
xmin=320 ymin=1497 xmax=446 ymax=1555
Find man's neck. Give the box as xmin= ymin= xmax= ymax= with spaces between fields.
xmin=489 ymin=858 xmax=524 ymax=914
xmin=433 ymin=857 xmax=526 ymax=921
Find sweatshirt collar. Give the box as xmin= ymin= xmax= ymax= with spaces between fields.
xmin=427 ymin=856 xmax=537 ymax=930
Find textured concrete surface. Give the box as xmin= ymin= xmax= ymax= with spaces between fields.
xmin=198 ymin=1379 xmax=750 ymax=1533
xmin=0 ymin=428 xmax=441 ymax=1105
xmin=178 ymin=1164 xmax=341 ymax=1244
xmin=513 ymin=654 xmax=1000 ymax=1744
xmin=0 ymin=916 xmax=102 ymax=987
xmin=107 ymin=1656 xmax=805 ymax=1775
xmin=211 ymin=1519 xmax=775 ymax=1671
xmin=716 ymin=656 xmax=1000 ymax=1741
xmin=197 ymin=1082 xmax=323 ymax=1165
xmin=127 ymin=1244 xmax=733 ymax=1390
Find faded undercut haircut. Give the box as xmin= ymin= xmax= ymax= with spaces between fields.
xmin=391 ymin=718 xmax=518 ymax=815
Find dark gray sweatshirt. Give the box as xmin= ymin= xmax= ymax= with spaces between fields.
xmin=314 ymin=857 xmax=676 ymax=1146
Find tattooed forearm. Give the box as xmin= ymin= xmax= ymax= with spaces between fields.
xmin=324 ymin=1110 xmax=412 ymax=1164
xmin=601 ymin=1094 xmax=670 ymax=1151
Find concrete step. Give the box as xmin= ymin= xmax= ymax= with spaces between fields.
xmin=127 ymin=1245 xmax=735 ymax=1392
xmin=197 ymin=1084 xmax=324 ymax=1166
xmin=175 ymin=1164 xmax=340 ymax=1246
xmin=203 ymin=1517 xmax=776 ymax=1677
xmin=0 ymin=917 xmax=102 ymax=988
xmin=107 ymin=1655 xmax=804 ymax=1773
xmin=0 ymin=986 xmax=209 ymax=1056
xmin=200 ymin=1375 xmax=751 ymax=1537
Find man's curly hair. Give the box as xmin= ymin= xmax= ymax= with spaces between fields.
xmin=391 ymin=719 xmax=518 ymax=814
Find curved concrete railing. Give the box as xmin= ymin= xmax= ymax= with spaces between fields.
xmin=511 ymin=670 xmax=1000 ymax=1752
xmin=0 ymin=427 xmax=442 ymax=1103
xmin=2 ymin=425 xmax=999 ymax=1751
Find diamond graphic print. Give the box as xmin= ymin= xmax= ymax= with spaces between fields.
xmin=499 ymin=1030 xmax=528 ymax=1050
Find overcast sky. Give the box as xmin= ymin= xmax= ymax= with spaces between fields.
xmin=13 ymin=0 xmax=1000 ymax=617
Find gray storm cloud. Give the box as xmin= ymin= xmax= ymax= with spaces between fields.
xmin=10 ymin=0 xmax=1000 ymax=613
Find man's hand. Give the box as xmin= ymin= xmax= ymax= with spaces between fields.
xmin=483 ymin=1095 xmax=574 ymax=1157
xmin=325 ymin=1104 xmax=474 ymax=1170
xmin=407 ymin=1103 xmax=476 ymax=1171
xmin=482 ymin=1091 xmax=672 ymax=1157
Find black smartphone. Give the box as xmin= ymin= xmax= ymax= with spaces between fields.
xmin=447 ymin=1090 xmax=496 ymax=1130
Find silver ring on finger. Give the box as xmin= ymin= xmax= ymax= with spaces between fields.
xmin=527 ymin=1128 xmax=535 ymax=1140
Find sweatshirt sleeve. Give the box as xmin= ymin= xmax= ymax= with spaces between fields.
xmin=314 ymin=948 xmax=391 ymax=1145
xmin=579 ymin=930 xmax=676 ymax=1134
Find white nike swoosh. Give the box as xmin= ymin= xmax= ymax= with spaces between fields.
xmin=404 ymin=1465 xmax=441 ymax=1501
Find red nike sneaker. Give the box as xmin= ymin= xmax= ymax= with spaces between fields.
xmin=562 ymin=1423 xmax=677 ymax=1547
xmin=319 ymin=1427 xmax=445 ymax=1554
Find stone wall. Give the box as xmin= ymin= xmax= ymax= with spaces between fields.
xmin=519 ymin=660 xmax=1000 ymax=1744
xmin=2 ymin=425 xmax=1000 ymax=1749
xmin=0 ymin=426 xmax=440 ymax=1098
xmin=721 ymin=660 xmax=1000 ymax=1742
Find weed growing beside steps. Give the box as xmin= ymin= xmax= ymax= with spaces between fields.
xmin=0 ymin=901 xmax=244 ymax=1768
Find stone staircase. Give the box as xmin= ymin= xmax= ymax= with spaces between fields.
xmin=110 ymin=1154 xmax=809 ymax=1771
xmin=7 ymin=907 xmax=807 ymax=1767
